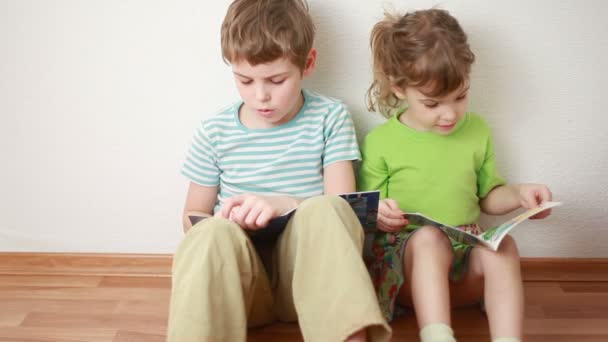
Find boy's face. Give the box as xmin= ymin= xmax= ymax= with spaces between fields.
xmin=393 ymin=82 xmax=470 ymax=135
xmin=231 ymin=50 xmax=316 ymax=129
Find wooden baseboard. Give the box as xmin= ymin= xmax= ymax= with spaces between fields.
xmin=0 ymin=253 xmax=173 ymax=277
xmin=0 ymin=253 xmax=606 ymax=281
xmin=520 ymin=257 xmax=608 ymax=281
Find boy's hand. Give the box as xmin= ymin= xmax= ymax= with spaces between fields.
xmin=216 ymin=194 xmax=297 ymax=230
xmin=517 ymin=183 xmax=553 ymax=219
xmin=377 ymin=198 xmax=409 ymax=233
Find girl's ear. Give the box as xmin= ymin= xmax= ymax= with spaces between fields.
xmin=302 ymin=48 xmax=317 ymax=77
xmin=391 ymin=85 xmax=407 ymax=100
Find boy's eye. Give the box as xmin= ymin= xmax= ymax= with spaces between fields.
xmin=240 ymin=80 xmax=252 ymax=85
xmin=424 ymin=103 xmax=438 ymax=108
xmin=270 ymin=79 xmax=285 ymax=85
xmin=457 ymin=94 xmax=468 ymax=101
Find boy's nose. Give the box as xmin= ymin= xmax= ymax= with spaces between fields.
xmin=255 ymin=86 xmax=270 ymax=102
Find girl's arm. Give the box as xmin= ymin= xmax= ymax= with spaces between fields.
xmin=479 ymin=184 xmax=520 ymax=215
xmin=323 ymin=160 xmax=356 ymax=194
xmin=480 ymin=183 xmax=553 ymax=217
xmin=182 ymin=182 xmax=218 ymax=233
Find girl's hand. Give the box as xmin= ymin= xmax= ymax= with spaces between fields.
xmin=216 ymin=194 xmax=296 ymax=230
xmin=517 ymin=183 xmax=553 ymax=219
xmin=376 ymin=198 xmax=409 ymax=232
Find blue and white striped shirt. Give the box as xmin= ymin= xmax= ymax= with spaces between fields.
xmin=182 ymin=89 xmax=361 ymax=213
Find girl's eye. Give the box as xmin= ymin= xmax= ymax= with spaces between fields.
xmin=240 ymin=80 xmax=252 ymax=85
xmin=457 ymin=94 xmax=467 ymax=101
xmin=270 ymin=79 xmax=285 ymax=85
xmin=424 ymin=103 xmax=438 ymax=108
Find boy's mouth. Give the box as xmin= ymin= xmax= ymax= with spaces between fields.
xmin=257 ymin=108 xmax=274 ymax=117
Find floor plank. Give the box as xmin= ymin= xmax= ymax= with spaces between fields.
xmin=113 ymin=330 xmax=166 ymax=342
xmin=20 ymin=312 xmax=166 ymax=336
xmin=0 ymin=327 xmax=115 ymax=342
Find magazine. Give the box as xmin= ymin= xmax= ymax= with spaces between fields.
xmin=404 ymin=201 xmax=562 ymax=251
xmin=189 ymin=190 xmax=380 ymax=242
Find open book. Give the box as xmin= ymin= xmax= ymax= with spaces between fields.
xmin=405 ymin=201 xmax=562 ymax=251
xmin=189 ymin=190 xmax=380 ymax=242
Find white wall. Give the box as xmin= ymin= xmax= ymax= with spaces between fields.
xmin=1 ymin=0 xmax=606 ymax=257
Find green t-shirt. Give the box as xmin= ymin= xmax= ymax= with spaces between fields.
xmin=357 ymin=110 xmax=505 ymax=226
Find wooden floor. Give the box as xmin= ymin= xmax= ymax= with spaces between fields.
xmin=0 ymin=254 xmax=607 ymax=341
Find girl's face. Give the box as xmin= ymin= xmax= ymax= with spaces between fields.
xmin=393 ymin=82 xmax=470 ymax=135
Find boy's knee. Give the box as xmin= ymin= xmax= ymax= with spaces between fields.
xmin=297 ymin=194 xmax=345 ymax=213
xmin=296 ymin=195 xmax=356 ymax=225
xmin=184 ymin=217 xmax=243 ymax=248
xmin=292 ymin=195 xmax=363 ymax=239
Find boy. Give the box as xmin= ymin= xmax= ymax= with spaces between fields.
xmin=167 ymin=0 xmax=390 ymax=341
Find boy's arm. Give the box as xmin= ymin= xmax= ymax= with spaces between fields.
xmin=219 ymin=161 xmax=355 ymax=228
xmin=480 ymin=183 xmax=553 ymax=217
xmin=323 ymin=160 xmax=356 ymax=194
xmin=182 ymin=182 xmax=218 ymax=233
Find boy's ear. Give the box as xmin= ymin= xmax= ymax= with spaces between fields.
xmin=302 ymin=48 xmax=317 ymax=77
xmin=391 ymin=85 xmax=407 ymax=100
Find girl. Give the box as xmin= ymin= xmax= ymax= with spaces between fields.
xmin=358 ymin=8 xmax=554 ymax=342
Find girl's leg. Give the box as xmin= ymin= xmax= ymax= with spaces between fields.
xmin=167 ymin=218 xmax=274 ymax=342
xmin=451 ymin=235 xmax=524 ymax=341
xmin=397 ymin=226 xmax=455 ymax=340
xmin=274 ymin=195 xmax=391 ymax=342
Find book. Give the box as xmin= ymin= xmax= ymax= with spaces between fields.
xmin=404 ymin=201 xmax=562 ymax=251
xmin=189 ymin=190 xmax=380 ymax=242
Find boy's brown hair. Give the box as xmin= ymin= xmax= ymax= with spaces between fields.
xmin=221 ymin=0 xmax=315 ymax=72
xmin=367 ymin=9 xmax=475 ymax=116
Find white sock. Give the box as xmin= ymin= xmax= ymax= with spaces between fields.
xmin=493 ymin=338 xmax=521 ymax=342
xmin=419 ymin=323 xmax=456 ymax=342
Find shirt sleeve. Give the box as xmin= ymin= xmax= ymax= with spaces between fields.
xmin=477 ymin=132 xmax=506 ymax=198
xmin=322 ymin=102 xmax=361 ymax=167
xmin=181 ymin=122 xmax=220 ymax=186
xmin=357 ymin=134 xmax=389 ymax=199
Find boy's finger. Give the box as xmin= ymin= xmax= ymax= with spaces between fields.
xmin=244 ymin=206 xmax=263 ymax=229
xmin=219 ymin=200 xmax=235 ymax=218
xmin=255 ymin=209 xmax=273 ymax=229
xmin=233 ymin=203 xmax=252 ymax=223
xmin=221 ymin=194 xmax=245 ymax=217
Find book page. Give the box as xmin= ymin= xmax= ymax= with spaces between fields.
xmin=480 ymin=201 xmax=563 ymax=246
xmin=405 ymin=201 xmax=562 ymax=251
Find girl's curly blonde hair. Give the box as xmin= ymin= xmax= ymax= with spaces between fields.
xmin=366 ymin=9 xmax=475 ymax=117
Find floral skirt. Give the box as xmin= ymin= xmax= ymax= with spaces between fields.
xmin=363 ymin=224 xmax=480 ymax=321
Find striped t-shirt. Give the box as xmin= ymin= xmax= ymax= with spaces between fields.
xmin=182 ymin=89 xmax=361 ymax=213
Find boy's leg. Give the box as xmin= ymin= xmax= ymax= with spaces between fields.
xmin=273 ymin=195 xmax=391 ymax=342
xmin=451 ymin=235 xmax=523 ymax=341
xmin=167 ymin=218 xmax=274 ymax=342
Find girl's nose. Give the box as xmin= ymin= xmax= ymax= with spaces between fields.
xmin=442 ymin=107 xmax=457 ymax=120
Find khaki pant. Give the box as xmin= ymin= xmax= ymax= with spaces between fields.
xmin=167 ymin=195 xmax=391 ymax=342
